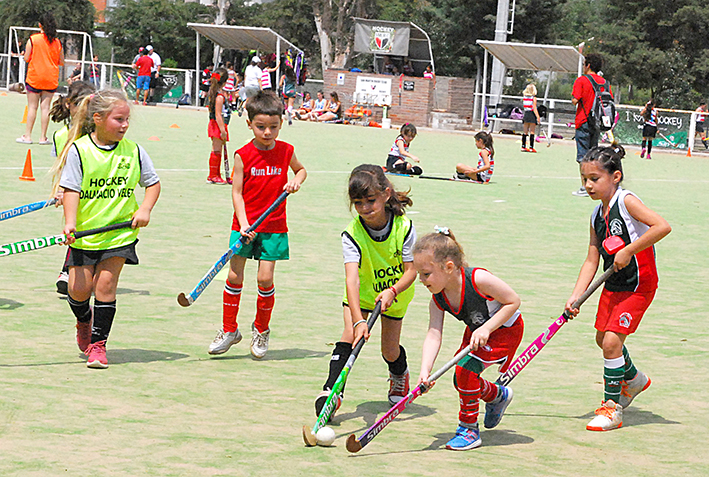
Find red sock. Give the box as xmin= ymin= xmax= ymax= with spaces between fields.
xmin=209 ymin=151 xmax=222 ymax=178
xmin=455 ymin=366 xmax=481 ymax=426
xmin=222 ymin=280 xmax=242 ymax=332
xmin=479 ymin=377 xmax=499 ymax=403
xmin=254 ymin=285 xmax=275 ymax=333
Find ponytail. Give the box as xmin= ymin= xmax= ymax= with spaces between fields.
xmin=412 ymin=227 xmax=467 ymax=268
xmin=207 ymin=67 xmax=228 ymax=114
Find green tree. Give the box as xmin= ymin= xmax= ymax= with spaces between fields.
xmin=105 ymin=0 xmax=214 ymax=68
xmin=0 ymin=0 xmax=95 ymax=44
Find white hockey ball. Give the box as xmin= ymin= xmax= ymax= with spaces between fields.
xmin=316 ymin=426 xmax=336 ymax=446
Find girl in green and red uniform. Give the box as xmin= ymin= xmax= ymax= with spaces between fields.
xmin=50 ymin=90 xmax=161 ymax=368
xmin=566 ymin=145 xmax=670 ymax=431
xmin=413 ymin=228 xmax=523 ymax=450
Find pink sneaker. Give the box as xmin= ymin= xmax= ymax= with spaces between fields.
xmin=85 ymin=340 xmax=108 ymax=369
xmin=76 ymin=321 xmax=92 ymax=352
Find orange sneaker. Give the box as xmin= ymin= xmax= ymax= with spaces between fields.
xmin=586 ymin=400 xmax=623 ymax=431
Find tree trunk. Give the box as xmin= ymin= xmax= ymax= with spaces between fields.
xmin=313 ymin=1 xmax=333 ymax=73
xmin=212 ymin=0 xmax=229 ymax=69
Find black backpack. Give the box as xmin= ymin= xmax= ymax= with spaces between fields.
xmin=584 ymin=74 xmax=616 ymax=132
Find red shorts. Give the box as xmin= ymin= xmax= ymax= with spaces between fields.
xmin=207 ymin=119 xmax=228 ymax=141
xmin=457 ymin=316 xmax=524 ymax=373
xmin=595 ymin=287 xmax=655 ymax=335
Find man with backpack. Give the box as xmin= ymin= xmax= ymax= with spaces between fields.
xmin=571 ymin=53 xmax=613 ymax=197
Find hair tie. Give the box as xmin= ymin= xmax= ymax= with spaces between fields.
xmin=89 ymin=94 xmax=95 ymax=100
xmin=213 ymin=73 xmax=221 ymax=81
xmin=434 ymin=225 xmax=450 ymax=236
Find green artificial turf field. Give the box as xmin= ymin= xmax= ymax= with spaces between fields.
xmin=1 ymin=91 xmax=708 ymax=476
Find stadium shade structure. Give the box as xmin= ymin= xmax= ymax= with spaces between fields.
xmin=187 ymin=23 xmax=303 ymax=102
xmin=476 ymin=40 xmax=583 ymax=130
xmin=3 ymin=27 xmax=94 ymax=91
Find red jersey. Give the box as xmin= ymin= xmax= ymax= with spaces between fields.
xmin=232 ymin=140 xmax=294 ymax=233
xmin=135 ymin=55 xmax=154 ymax=76
xmin=572 ymin=73 xmax=611 ymax=129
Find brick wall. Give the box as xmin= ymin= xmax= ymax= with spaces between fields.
xmin=322 ymin=69 xmax=438 ymax=127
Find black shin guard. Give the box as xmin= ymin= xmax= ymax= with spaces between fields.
xmin=384 ymin=345 xmax=408 ymax=376
xmin=324 ymin=341 xmax=353 ymax=391
xmin=530 ymin=134 xmax=535 ymax=146
xmin=67 ymin=295 xmax=92 ymax=323
xmin=91 ymin=299 xmax=116 ymax=343
xmin=521 ymin=134 xmax=527 ymax=148
xmin=647 ymin=141 xmax=653 ymax=154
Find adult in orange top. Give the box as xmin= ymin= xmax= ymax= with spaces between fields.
xmin=17 ymin=12 xmax=64 ymax=146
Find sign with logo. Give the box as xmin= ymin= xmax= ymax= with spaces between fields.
xmin=354 ymin=20 xmax=411 ymax=57
xmin=355 ymin=76 xmax=392 ymax=106
xmin=371 ymin=26 xmax=394 ymax=53
xmin=337 ymin=73 xmax=345 ymax=85
xmin=403 ymin=80 xmax=414 ymax=91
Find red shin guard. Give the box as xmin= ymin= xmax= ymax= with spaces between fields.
xmin=254 ymin=285 xmax=275 ymax=333
xmin=222 ymin=281 xmax=242 ymax=332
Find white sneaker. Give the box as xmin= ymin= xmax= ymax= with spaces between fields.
xmin=208 ymin=328 xmax=242 ymax=355
xmin=56 ymin=271 xmax=69 ymax=295
xmin=586 ymin=400 xmax=623 ymax=431
xmin=619 ymin=372 xmax=651 ymax=408
xmin=250 ymin=323 xmax=270 ymax=359
xmin=572 ymin=187 xmax=589 ymax=197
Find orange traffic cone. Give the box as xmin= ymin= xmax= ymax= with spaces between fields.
xmin=21 ymin=105 xmax=28 ymax=124
xmin=19 ymin=149 xmax=35 ymax=181
xmin=169 ymin=123 xmax=180 ymax=129
xmin=687 ymin=148 xmax=692 ymax=157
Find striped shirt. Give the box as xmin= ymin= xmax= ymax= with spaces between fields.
xmin=523 ymin=96 xmax=534 ymax=111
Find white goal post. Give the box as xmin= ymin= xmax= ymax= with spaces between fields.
xmin=3 ymin=26 xmax=94 ymax=90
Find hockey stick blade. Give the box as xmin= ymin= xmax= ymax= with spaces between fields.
xmin=177 ymin=192 xmax=288 ymax=307
xmin=302 ymin=425 xmax=318 ymax=447
xmin=304 ymin=302 xmax=382 ymax=446
xmin=347 ymin=342 xmax=473 ymax=453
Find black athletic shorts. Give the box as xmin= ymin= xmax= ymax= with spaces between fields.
xmin=696 ymin=122 xmax=705 ymax=133
xmin=149 ymin=72 xmax=159 ymax=89
xmin=523 ymin=110 xmax=538 ymax=124
xmin=67 ymin=240 xmax=139 ymax=267
xmin=642 ymin=124 xmax=657 ymax=138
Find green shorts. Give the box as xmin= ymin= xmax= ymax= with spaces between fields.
xmin=230 ymin=231 xmax=289 ymax=261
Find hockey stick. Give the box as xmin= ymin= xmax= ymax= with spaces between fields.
xmin=657 ymin=132 xmax=681 ymax=149
xmin=303 ymin=301 xmax=383 ymax=446
xmin=0 ymin=220 xmax=132 ymax=258
xmin=177 ymin=191 xmax=289 ymax=307
xmin=496 ymin=236 xmax=624 ymax=386
xmin=223 ymin=143 xmax=231 ymax=184
xmin=0 ymin=198 xmax=56 ymax=222
xmin=346 ymin=340 xmax=473 ymax=453
xmin=346 ymin=237 xmax=625 ymax=453
xmin=385 ymin=172 xmax=483 ymax=184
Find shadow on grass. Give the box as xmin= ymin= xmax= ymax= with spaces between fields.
xmin=0 ymin=298 xmax=23 ymax=310
xmin=0 ymin=349 xmax=188 ymax=367
xmin=108 ymin=349 xmax=189 ymax=364
xmin=347 ymin=428 xmax=534 ymax=457
xmin=116 ymin=287 xmax=150 ymax=296
xmin=208 ymin=348 xmax=329 ymax=361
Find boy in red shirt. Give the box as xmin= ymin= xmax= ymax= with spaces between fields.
xmin=208 ymin=91 xmax=307 ymax=358
xmin=571 ymin=53 xmax=611 ymax=196
xmin=132 ymin=50 xmax=154 ymax=105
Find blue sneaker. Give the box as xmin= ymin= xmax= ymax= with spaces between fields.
xmin=445 ymin=425 xmax=481 ymax=451
xmin=484 ymin=385 xmax=513 ymax=429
